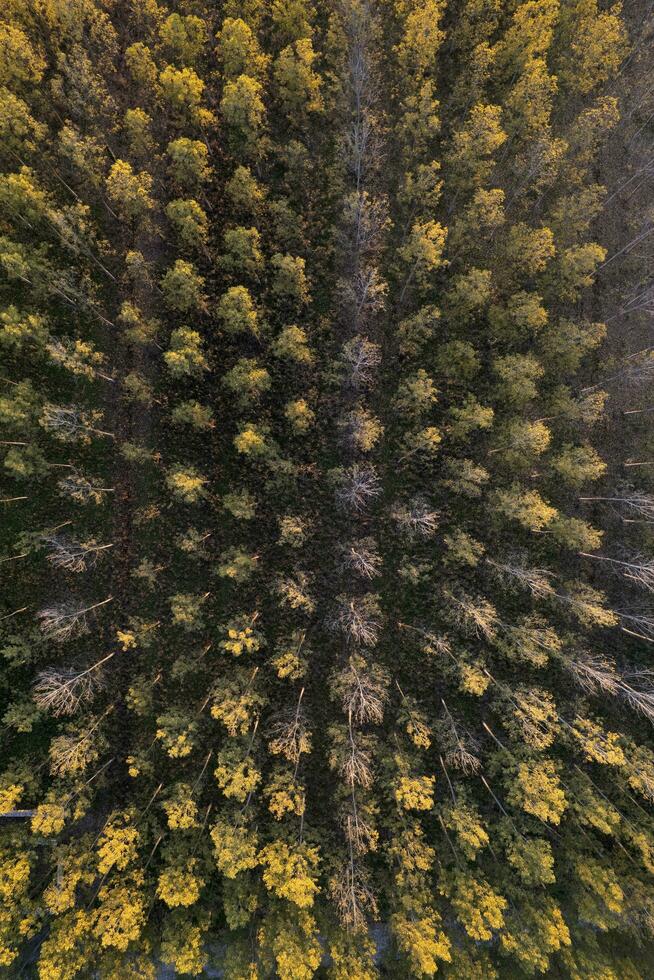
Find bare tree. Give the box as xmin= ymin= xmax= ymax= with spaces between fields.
xmin=339 ymin=267 xmax=388 ymax=330
xmin=267 ymin=689 xmax=310 ymax=764
xmin=330 ymin=859 xmax=377 ymax=931
xmin=340 ymin=191 xmax=389 ymax=258
xmin=620 ymin=672 xmax=654 ymax=724
xmin=340 ymin=335 xmax=382 ymax=387
xmin=332 ymin=656 xmax=389 ymax=724
xmin=41 ymin=404 xmax=113 ymax=442
xmin=445 ymin=590 xmax=498 ymax=641
xmin=42 ymin=533 xmax=113 ymax=573
xmin=330 ymin=594 xmax=382 ymax=647
xmin=340 ymin=802 xmax=377 ymax=855
xmin=48 ymin=706 xmax=112 ymax=776
xmin=37 ymin=596 xmax=113 ymax=643
xmin=488 ymin=556 xmax=555 ymax=598
xmin=566 ymin=655 xmax=654 ymax=724
xmin=33 ymin=651 xmax=115 ymax=715
xmin=57 ymin=470 xmax=115 ymax=504
xmin=342 ymin=537 xmax=383 ymax=579
xmin=392 ymin=498 xmax=439 ymax=538
xmin=439 ymin=701 xmax=482 ymax=775
xmin=565 ymin=654 xmax=620 ymax=696
xmin=618 ymin=610 xmax=654 ymax=642
xmin=579 ymin=551 xmax=654 ymax=591
xmin=335 ymin=464 xmax=381 ymax=511
xmin=582 ymin=349 xmax=654 ymax=394
xmin=579 ymin=490 xmax=654 ymax=521
xmin=341 ymin=718 xmax=374 ymax=788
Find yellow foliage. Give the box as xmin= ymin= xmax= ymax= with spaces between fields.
xmin=391 ymin=911 xmax=451 ymax=976
xmin=211 ymin=820 xmax=259 ymax=877
xmin=445 ymin=803 xmax=489 ymax=860
xmin=163 ymin=789 xmax=198 ymax=830
xmin=220 ymin=616 xmax=264 ymax=656
xmin=274 ymin=324 xmax=313 ymax=362
xmin=395 ymin=775 xmax=435 ymax=811
xmin=328 ymin=932 xmax=377 ymax=979
xmin=509 ymin=759 xmax=567 ymax=824
xmin=285 ymin=398 xmax=315 ymax=433
xmin=259 ymin=841 xmax=320 ymax=908
xmin=459 ymin=663 xmax=490 ymax=696
xmin=575 ymin=856 xmax=624 ymax=921
xmin=446 ymin=872 xmax=507 ymax=941
xmin=94 ymin=876 xmax=145 ymax=951
xmin=97 ymin=821 xmax=139 ymax=874
xmin=215 ymin=754 xmax=261 ymax=801
xmin=258 ymin=910 xmax=322 ymax=980
xmin=43 ymin=849 xmax=94 ymax=914
xmin=501 ymin=902 xmax=571 ymax=973
xmin=157 ymin=862 xmax=204 ymax=908
xmin=116 ymin=628 xmax=137 ymax=650
xmin=505 ymin=835 xmax=555 ymax=886
xmin=216 ymin=17 xmax=269 ymax=80
xmin=155 ymin=713 xmax=198 ymax=758
xmin=234 ymin=424 xmax=267 ymax=455
xmin=37 ymin=910 xmax=93 ymax=980
xmin=0 ymin=848 xmax=30 ymax=902
xmin=264 ymin=773 xmax=305 ymax=820
xmin=571 ymin=717 xmax=626 ymax=766
xmin=495 ymin=485 xmax=557 ymax=531
xmin=0 ymin=783 xmax=22 ymax=814
xmin=31 ymin=802 xmax=66 ymax=836
xmin=558 ymin=0 xmax=627 ymax=95
xmin=161 ymin=921 xmax=208 ymax=976
xmin=399 ymin=220 xmax=448 ymax=286
xmin=394 ymin=0 xmax=446 ymax=78
xmin=105 ymin=160 xmax=154 ymax=220
xmin=166 ymin=466 xmax=207 ymax=503
xmin=274 ymin=38 xmax=323 ymax=116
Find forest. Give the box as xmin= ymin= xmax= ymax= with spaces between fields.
xmin=1 ymin=0 xmax=654 ymax=976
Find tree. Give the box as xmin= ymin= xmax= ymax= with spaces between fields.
xmin=219 ymin=225 xmax=264 ymax=278
xmin=159 ymin=65 xmax=214 ymax=126
xmin=166 ymin=466 xmax=207 ymax=503
xmin=221 ymin=75 xmax=266 ymax=153
xmin=105 ymin=161 xmax=155 ymax=220
xmin=216 ymin=18 xmax=269 ymax=80
xmin=551 ymin=444 xmax=606 ymax=486
xmin=161 ymin=260 xmax=205 ymax=311
xmin=217 ymin=285 xmax=259 ymax=335
xmin=167 ymin=137 xmax=212 ymax=189
xmin=398 ymin=220 xmax=447 ymax=293
xmin=271 ymin=253 xmax=310 ymax=305
xmin=159 ymin=13 xmax=206 ymax=66
xmin=164 ymin=327 xmax=208 ymax=377
xmin=274 ymin=39 xmax=323 ymax=119
xmin=446 ymin=104 xmax=507 ymax=191
xmin=165 ymin=199 xmax=209 ymax=249
xmin=556 ymin=0 xmax=627 ymax=95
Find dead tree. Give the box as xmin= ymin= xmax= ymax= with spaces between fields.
xmin=335 ymin=464 xmax=381 ymax=511
xmin=330 ymin=594 xmax=382 ymax=647
xmin=579 ymin=551 xmax=654 ymax=591
xmin=57 ymin=470 xmax=115 ymax=504
xmin=42 ymin=533 xmax=113 ymax=573
xmin=488 ymin=556 xmax=556 ymax=598
xmin=33 ymin=651 xmax=115 ymax=716
xmin=342 ymin=537 xmax=383 ymax=579
xmin=392 ymin=498 xmax=439 ymax=538
xmin=41 ymin=404 xmax=114 ymax=442
xmin=579 ymin=490 xmax=654 ymax=521
xmin=37 ymin=596 xmax=113 ymax=643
